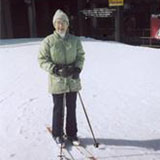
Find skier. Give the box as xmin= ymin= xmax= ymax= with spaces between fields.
xmin=38 ymin=9 xmax=85 ymax=147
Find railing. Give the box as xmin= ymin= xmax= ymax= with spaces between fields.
xmin=124 ymin=28 xmax=160 ymax=47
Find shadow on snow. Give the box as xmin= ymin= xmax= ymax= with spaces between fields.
xmin=80 ymin=138 xmax=160 ymax=151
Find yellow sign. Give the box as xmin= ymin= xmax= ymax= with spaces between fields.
xmin=109 ymin=0 xmax=124 ymax=7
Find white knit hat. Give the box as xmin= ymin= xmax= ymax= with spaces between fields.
xmin=53 ymin=9 xmax=69 ymax=26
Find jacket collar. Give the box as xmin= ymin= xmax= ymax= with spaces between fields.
xmin=53 ymin=30 xmax=69 ymax=40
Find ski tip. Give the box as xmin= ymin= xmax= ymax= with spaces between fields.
xmin=46 ymin=126 xmax=52 ymax=133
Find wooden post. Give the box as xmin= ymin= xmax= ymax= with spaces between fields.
xmin=25 ymin=0 xmax=37 ymax=37
xmin=77 ymin=0 xmax=85 ymax=36
xmin=115 ymin=6 xmax=121 ymax=42
xmin=0 ymin=0 xmax=13 ymax=38
xmin=91 ymin=3 xmax=97 ymax=37
xmin=32 ymin=0 xmax=37 ymax=37
xmin=0 ymin=0 xmax=4 ymax=38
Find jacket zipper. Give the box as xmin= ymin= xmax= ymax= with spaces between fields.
xmin=62 ymin=39 xmax=71 ymax=92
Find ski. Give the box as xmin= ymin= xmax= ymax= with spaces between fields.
xmin=64 ymin=135 xmax=98 ymax=160
xmin=46 ymin=127 xmax=76 ymax=160
xmin=71 ymin=143 xmax=98 ymax=160
xmin=47 ymin=126 xmax=98 ymax=160
xmin=75 ymin=144 xmax=97 ymax=160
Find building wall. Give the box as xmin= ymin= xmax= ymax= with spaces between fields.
xmin=10 ymin=0 xmax=29 ymax=38
xmin=0 ymin=0 xmax=160 ymax=43
xmin=0 ymin=0 xmax=81 ymax=38
xmin=0 ymin=0 xmax=13 ymax=38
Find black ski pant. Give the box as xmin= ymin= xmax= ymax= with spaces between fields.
xmin=52 ymin=92 xmax=78 ymax=138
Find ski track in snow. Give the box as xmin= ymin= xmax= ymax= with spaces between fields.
xmin=0 ymin=39 xmax=160 ymax=160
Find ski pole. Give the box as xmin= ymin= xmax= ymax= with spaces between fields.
xmin=59 ymin=94 xmax=66 ymax=160
xmin=78 ymin=92 xmax=99 ymax=148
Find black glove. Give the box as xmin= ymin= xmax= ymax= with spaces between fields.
xmin=53 ymin=65 xmax=62 ymax=76
xmin=58 ymin=67 xmax=70 ymax=77
xmin=53 ymin=64 xmax=74 ymax=78
xmin=72 ymin=67 xmax=81 ymax=79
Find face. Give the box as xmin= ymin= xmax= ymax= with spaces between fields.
xmin=54 ymin=19 xmax=68 ymax=34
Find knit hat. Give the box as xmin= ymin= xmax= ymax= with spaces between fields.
xmin=53 ymin=9 xmax=69 ymax=26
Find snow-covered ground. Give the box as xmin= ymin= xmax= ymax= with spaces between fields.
xmin=0 ymin=38 xmax=160 ymax=160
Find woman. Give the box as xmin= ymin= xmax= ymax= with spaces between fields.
xmin=38 ymin=9 xmax=85 ymax=146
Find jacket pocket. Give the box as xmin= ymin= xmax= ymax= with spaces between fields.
xmin=69 ymin=78 xmax=81 ymax=92
xmin=49 ymin=75 xmax=67 ymax=93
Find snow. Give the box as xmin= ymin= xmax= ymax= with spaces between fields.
xmin=0 ymin=38 xmax=160 ymax=160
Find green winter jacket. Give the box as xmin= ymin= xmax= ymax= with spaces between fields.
xmin=38 ymin=31 xmax=85 ymax=94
